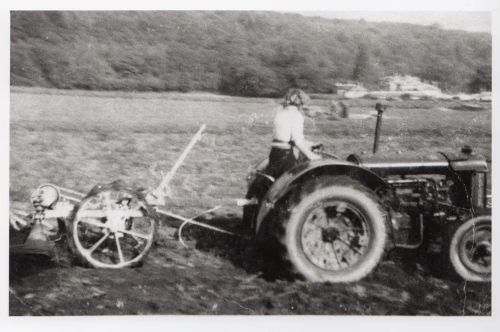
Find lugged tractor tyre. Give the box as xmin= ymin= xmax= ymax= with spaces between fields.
xmin=67 ymin=181 xmax=158 ymax=269
xmin=261 ymin=176 xmax=388 ymax=283
xmin=446 ymin=215 xmax=491 ymax=282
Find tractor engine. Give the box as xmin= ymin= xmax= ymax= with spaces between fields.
xmin=385 ymin=176 xmax=455 ymax=247
xmin=348 ymin=148 xmax=489 ymax=249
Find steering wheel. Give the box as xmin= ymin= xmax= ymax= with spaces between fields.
xmin=311 ymin=143 xmax=324 ymax=153
xmin=311 ymin=143 xmax=340 ymax=160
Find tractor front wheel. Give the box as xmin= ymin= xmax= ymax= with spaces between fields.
xmin=448 ymin=215 xmax=491 ymax=282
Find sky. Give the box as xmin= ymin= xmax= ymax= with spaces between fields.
xmin=298 ymin=11 xmax=491 ymax=33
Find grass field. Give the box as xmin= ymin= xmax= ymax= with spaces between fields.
xmin=10 ymin=87 xmax=491 ymax=209
xmin=9 ymin=87 xmax=491 ymax=315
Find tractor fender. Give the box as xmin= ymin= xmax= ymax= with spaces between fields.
xmin=255 ymin=159 xmax=389 ymax=233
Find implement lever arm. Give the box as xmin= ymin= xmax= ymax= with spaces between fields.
xmin=146 ymin=124 xmax=206 ymax=206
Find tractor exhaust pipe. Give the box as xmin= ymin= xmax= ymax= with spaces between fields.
xmin=373 ymin=103 xmax=387 ymax=154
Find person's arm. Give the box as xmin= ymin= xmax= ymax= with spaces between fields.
xmin=291 ymin=111 xmax=321 ymax=160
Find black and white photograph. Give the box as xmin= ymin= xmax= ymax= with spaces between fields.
xmin=5 ymin=0 xmax=496 ymax=325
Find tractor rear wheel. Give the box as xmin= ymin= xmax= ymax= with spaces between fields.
xmin=262 ymin=176 xmax=388 ymax=282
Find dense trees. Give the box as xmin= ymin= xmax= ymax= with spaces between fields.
xmin=352 ymin=42 xmax=381 ymax=87
xmin=468 ymin=64 xmax=492 ymax=93
xmin=10 ymin=11 xmax=491 ymax=96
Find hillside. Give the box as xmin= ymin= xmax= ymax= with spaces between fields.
xmin=10 ymin=11 xmax=492 ymax=96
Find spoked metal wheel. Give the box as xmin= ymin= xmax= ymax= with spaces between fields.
xmin=70 ymin=187 xmax=157 ymax=268
xmin=449 ymin=215 xmax=491 ymax=282
xmin=301 ymin=200 xmax=370 ymax=272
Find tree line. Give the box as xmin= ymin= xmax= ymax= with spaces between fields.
xmin=10 ymin=11 xmax=492 ymax=97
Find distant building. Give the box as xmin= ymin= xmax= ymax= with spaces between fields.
xmin=334 ymin=82 xmax=368 ymax=98
xmin=380 ymin=75 xmax=441 ymax=94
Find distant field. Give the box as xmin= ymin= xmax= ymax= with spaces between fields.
xmin=10 ymin=87 xmax=491 ymax=212
xmin=9 ymin=87 xmax=491 ymax=315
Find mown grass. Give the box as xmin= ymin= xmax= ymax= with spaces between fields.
xmin=10 ymin=88 xmax=491 ymax=218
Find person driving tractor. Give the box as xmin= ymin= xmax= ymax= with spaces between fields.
xmin=266 ymin=88 xmax=321 ymax=179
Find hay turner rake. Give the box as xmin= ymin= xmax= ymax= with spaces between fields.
xmin=9 ymin=125 xmax=241 ymax=268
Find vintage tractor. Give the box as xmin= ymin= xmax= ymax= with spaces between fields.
xmin=242 ymin=103 xmax=491 ymax=283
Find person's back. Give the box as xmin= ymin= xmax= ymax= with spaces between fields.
xmin=265 ymin=89 xmax=320 ymax=179
xmin=272 ymin=105 xmax=304 ymax=146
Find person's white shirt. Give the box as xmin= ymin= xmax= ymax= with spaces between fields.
xmin=272 ymin=105 xmax=305 ymax=144
xmin=272 ymin=105 xmax=321 ymax=160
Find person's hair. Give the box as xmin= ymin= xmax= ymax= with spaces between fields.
xmin=282 ymin=88 xmax=309 ymax=107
